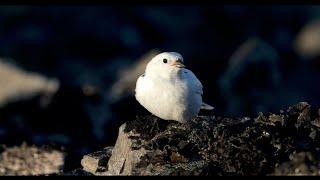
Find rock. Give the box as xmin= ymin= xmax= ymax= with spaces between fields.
xmin=0 ymin=144 xmax=65 ymax=175
xmin=81 ymin=147 xmax=113 ymax=174
xmin=288 ymin=102 xmax=311 ymax=129
xmin=106 ymin=123 xmax=148 ymax=175
xmin=108 ymin=49 xmax=160 ymax=103
xmin=103 ymin=115 xmax=212 ymax=175
xmin=58 ymin=169 xmax=94 ymax=176
xmin=294 ymin=19 xmax=320 ymax=60
xmin=311 ymin=117 xmax=320 ymax=128
xmin=141 ymin=160 xmax=207 ymax=176
xmin=272 ymin=152 xmax=320 ymax=175
xmin=0 ymin=58 xmax=59 ymax=107
xmin=75 ymin=102 xmax=320 ymax=176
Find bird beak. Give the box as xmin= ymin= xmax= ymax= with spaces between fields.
xmin=171 ymin=59 xmax=185 ymax=68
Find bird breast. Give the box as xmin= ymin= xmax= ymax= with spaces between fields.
xmin=135 ymin=74 xmax=201 ymax=122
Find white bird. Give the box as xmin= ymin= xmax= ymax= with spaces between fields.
xmin=135 ymin=52 xmax=214 ymax=123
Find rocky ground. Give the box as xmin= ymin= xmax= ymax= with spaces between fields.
xmin=77 ymin=101 xmax=320 ymax=176
xmin=0 ymin=143 xmax=64 ymax=176
xmin=2 ymin=102 xmax=319 ymax=176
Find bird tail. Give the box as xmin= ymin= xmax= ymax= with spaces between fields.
xmin=201 ymin=102 xmax=214 ymax=110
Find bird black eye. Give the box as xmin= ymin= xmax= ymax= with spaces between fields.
xmin=163 ymin=59 xmax=168 ymax=63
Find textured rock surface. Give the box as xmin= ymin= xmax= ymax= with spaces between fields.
xmin=0 ymin=144 xmax=65 ymax=175
xmin=272 ymin=152 xmax=320 ymax=175
xmin=81 ymin=146 xmax=113 ymax=174
xmin=106 ymin=123 xmax=148 ymax=175
xmin=58 ymin=169 xmax=94 ymax=176
xmin=77 ymin=102 xmax=320 ymax=176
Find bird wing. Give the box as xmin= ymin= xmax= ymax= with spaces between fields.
xmin=184 ymin=69 xmax=214 ymax=110
xmin=183 ymin=69 xmax=203 ymax=95
xmin=135 ymin=73 xmax=145 ymax=95
xmin=201 ymin=102 xmax=214 ymax=110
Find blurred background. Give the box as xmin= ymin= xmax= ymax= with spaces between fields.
xmin=0 ymin=5 xmax=320 ymax=170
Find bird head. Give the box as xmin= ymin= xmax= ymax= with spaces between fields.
xmin=145 ymin=52 xmax=185 ymax=79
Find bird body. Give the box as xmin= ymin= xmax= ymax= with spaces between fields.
xmin=135 ymin=52 xmax=213 ymax=123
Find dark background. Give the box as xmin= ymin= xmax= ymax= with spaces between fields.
xmin=0 ymin=5 xmax=320 ymax=170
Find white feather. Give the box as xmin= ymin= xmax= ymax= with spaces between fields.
xmin=135 ymin=52 xmax=213 ymax=123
